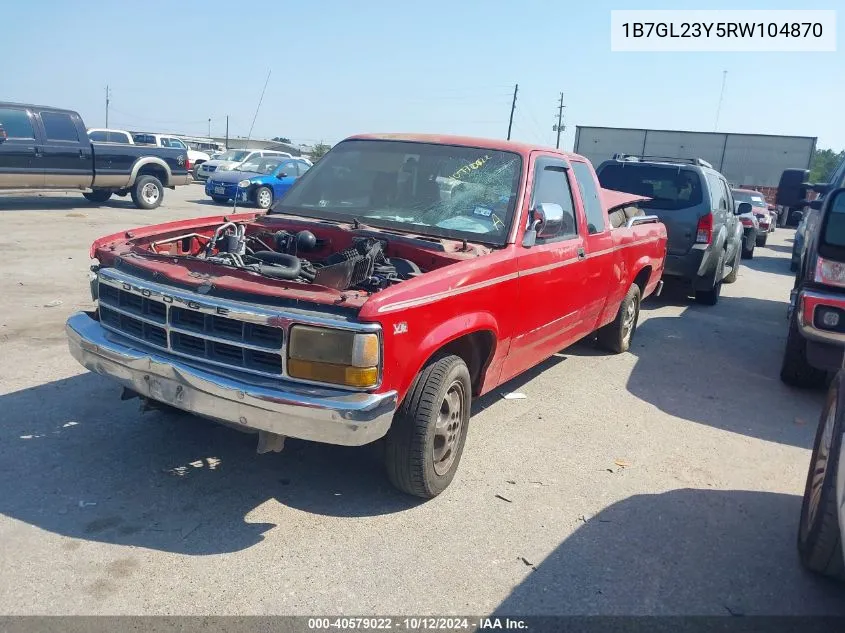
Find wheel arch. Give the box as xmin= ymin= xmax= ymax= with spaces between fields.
xmin=129 ymin=158 xmax=172 ymax=187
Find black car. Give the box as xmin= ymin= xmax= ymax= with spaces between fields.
xmin=0 ymin=102 xmax=191 ymax=209
xmin=597 ymin=155 xmax=745 ymax=305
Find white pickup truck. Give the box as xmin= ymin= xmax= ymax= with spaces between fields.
xmin=132 ymin=133 xmax=210 ymax=173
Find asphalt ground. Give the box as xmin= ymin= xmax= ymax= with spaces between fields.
xmin=0 ymin=185 xmax=841 ymax=615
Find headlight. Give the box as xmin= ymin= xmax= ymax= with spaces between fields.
xmin=238 ymin=179 xmax=251 ymax=188
xmin=287 ymin=325 xmax=380 ymax=388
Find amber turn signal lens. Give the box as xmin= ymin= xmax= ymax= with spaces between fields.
xmin=287 ymin=359 xmax=379 ymax=388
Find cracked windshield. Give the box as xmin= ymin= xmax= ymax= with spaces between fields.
xmin=277 ymin=139 xmax=522 ymax=244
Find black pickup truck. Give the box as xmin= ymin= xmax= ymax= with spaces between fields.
xmin=0 ymin=102 xmax=191 ymax=209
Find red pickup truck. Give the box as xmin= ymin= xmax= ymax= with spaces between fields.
xmin=66 ymin=134 xmax=667 ymax=497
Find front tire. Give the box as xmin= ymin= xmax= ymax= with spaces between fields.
xmin=695 ymin=251 xmax=724 ymax=306
xmin=597 ymin=283 xmax=641 ymax=353
xmin=756 ymin=233 xmax=768 ymax=247
xmin=724 ymin=245 xmax=742 ymax=284
xmin=741 ymin=237 xmax=755 ymax=260
xmin=82 ymin=190 xmax=112 ymax=204
xmin=384 ymin=355 xmax=471 ymax=498
xmin=131 ymin=175 xmax=164 ymax=210
xmin=797 ymin=373 xmax=845 ymax=579
xmin=255 ymin=186 xmax=274 ymax=210
xmin=780 ymin=309 xmax=827 ymax=388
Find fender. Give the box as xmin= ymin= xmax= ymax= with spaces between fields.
xmin=397 ymin=311 xmax=501 ymax=401
xmin=129 ymin=157 xmax=173 ymax=187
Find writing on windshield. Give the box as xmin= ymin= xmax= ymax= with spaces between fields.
xmin=276 ymin=140 xmax=522 ymax=246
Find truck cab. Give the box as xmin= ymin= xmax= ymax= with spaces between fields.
xmin=779 ymin=159 xmax=845 ymax=386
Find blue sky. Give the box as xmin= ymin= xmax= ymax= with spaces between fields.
xmin=2 ymin=0 xmax=843 ymax=150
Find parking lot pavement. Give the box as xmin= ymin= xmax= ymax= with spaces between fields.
xmin=0 ymin=188 xmax=842 ymax=615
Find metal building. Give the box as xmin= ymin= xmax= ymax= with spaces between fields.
xmin=573 ymin=126 xmax=816 ymax=188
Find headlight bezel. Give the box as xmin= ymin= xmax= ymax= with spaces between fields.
xmin=237 ymin=179 xmax=252 ymax=188
xmin=286 ymin=324 xmax=382 ymax=389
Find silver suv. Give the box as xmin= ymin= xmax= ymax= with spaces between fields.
xmin=597 ymin=155 xmax=744 ymax=305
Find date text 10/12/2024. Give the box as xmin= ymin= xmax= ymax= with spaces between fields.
xmin=307 ymin=617 xmax=528 ymax=631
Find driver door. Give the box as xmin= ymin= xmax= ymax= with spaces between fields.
xmin=500 ymin=155 xmax=589 ymax=383
xmin=271 ymin=160 xmax=301 ymax=197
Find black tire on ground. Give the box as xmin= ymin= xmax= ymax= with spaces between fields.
xmin=724 ymin=245 xmax=742 ymax=284
xmin=780 ymin=309 xmax=827 ymax=388
xmin=255 ymin=186 xmax=274 ymax=210
xmin=756 ymin=234 xmax=768 ymax=247
xmin=82 ymin=190 xmax=112 ymax=204
xmin=384 ymin=354 xmax=471 ymax=498
xmin=130 ymin=175 xmax=164 ymax=210
xmin=695 ymin=251 xmax=724 ymax=306
xmin=741 ymin=238 xmax=755 ymax=260
xmin=790 ymin=260 xmax=799 ymax=272
xmin=211 ymin=196 xmax=228 ymax=204
xmin=797 ymin=373 xmax=845 ymax=579
xmin=597 ymin=283 xmax=641 ymax=353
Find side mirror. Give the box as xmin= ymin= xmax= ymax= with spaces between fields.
xmin=809 ymin=199 xmax=824 ymax=211
xmin=277 ymin=172 xmax=288 ymax=179
xmin=735 ymin=201 xmax=752 ymax=215
xmin=776 ymin=168 xmax=810 ymax=208
xmin=0 ymin=127 xmax=7 ymax=144
xmin=523 ymin=202 xmax=564 ymax=246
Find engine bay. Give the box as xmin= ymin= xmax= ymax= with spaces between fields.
xmin=145 ymin=221 xmax=426 ymax=292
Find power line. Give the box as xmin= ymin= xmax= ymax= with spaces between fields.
xmin=714 ymin=70 xmax=728 ymax=131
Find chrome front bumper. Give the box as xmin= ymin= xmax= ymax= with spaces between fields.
xmin=66 ymin=312 xmax=398 ymax=446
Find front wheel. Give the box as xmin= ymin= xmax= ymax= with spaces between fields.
xmin=780 ymin=309 xmax=827 ymax=388
xmin=741 ymin=237 xmax=755 ymax=260
xmin=255 ymin=186 xmax=274 ymax=210
xmin=797 ymin=373 xmax=845 ymax=579
xmin=597 ymin=283 xmax=641 ymax=353
xmin=695 ymin=251 xmax=724 ymax=306
xmin=756 ymin=234 xmax=768 ymax=247
xmin=384 ymin=355 xmax=471 ymax=498
xmin=130 ymin=175 xmax=164 ymax=210
xmin=82 ymin=190 xmax=112 ymax=204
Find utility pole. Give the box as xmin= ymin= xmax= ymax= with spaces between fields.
xmin=553 ymin=92 xmax=565 ymax=149
xmin=105 ymin=85 xmax=110 ymax=128
xmin=714 ymin=70 xmax=727 ymax=131
xmin=207 ymin=118 xmax=211 ymax=137
xmin=507 ymin=83 xmax=518 ymax=141
xmin=225 ymin=115 xmax=229 ymax=148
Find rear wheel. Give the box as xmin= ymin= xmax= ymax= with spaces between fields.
xmin=756 ymin=233 xmax=768 ymax=247
xmin=255 ymin=186 xmax=274 ymax=210
xmin=130 ymin=175 xmax=163 ymax=210
xmin=82 ymin=190 xmax=112 ymax=204
xmin=780 ymin=308 xmax=827 ymax=388
xmin=384 ymin=355 xmax=471 ymax=498
xmin=797 ymin=373 xmax=845 ymax=579
xmin=597 ymin=283 xmax=641 ymax=353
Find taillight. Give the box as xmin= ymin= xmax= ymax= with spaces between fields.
xmin=185 ymin=156 xmax=192 ymax=171
xmin=696 ymin=213 xmax=713 ymax=244
xmin=740 ymin=217 xmax=754 ymax=228
xmin=815 ymin=256 xmax=845 ymax=289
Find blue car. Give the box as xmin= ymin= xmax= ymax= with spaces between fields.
xmin=205 ymin=156 xmax=312 ymax=209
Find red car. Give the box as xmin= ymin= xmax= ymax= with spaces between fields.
xmin=732 ymin=188 xmax=775 ymax=245
xmin=66 ymin=134 xmax=667 ymax=497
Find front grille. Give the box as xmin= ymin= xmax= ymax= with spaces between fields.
xmin=98 ymin=282 xmax=284 ymax=377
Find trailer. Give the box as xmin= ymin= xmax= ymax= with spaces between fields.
xmin=573 ymin=126 xmax=816 ymax=201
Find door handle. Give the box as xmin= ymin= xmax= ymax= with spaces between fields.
xmin=577 ymin=247 xmax=586 ymax=260
xmin=79 ymin=149 xmax=86 ymax=159
xmin=33 ymin=147 xmax=42 ymax=157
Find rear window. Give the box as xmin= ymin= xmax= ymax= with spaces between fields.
xmin=598 ymin=164 xmax=703 ymax=211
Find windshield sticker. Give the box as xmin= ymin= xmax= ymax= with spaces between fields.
xmin=473 ymin=206 xmax=493 ymax=217
xmin=451 ymin=155 xmax=491 ymax=180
